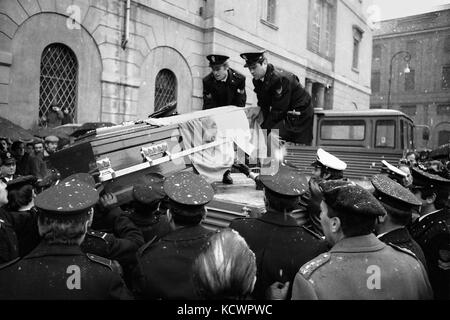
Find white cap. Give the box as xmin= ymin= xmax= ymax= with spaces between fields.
xmin=313 ymin=148 xmax=347 ymax=171
xmin=381 ymin=160 xmax=407 ymax=177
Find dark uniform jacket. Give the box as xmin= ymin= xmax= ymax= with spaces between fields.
xmin=129 ymin=211 xmax=172 ymax=243
xmin=82 ymin=210 xmax=144 ymax=268
xmin=0 ymin=209 xmax=19 ymax=264
xmin=229 ymin=210 xmax=329 ymax=299
xmin=409 ymin=209 xmax=450 ymax=299
xmin=253 ymin=64 xmax=314 ymax=145
xmin=3 ymin=208 xmax=40 ymax=257
xmin=0 ymin=242 xmax=133 ymax=300
xmin=292 ymin=234 xmax=433 ymax=300
xmin=378 ymin=227 xmax=428 ymax=271
xmin=202 ymin=68 xmax=246 ymax=110
xmin=134 ymin=225 xmax=215 ymax=299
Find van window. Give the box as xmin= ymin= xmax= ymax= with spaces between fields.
xmin=320 ymin=120 xmax=365 ymax=140
xmin=375 ymin=120 xmax=396 ymax=148
xmin=408 ymin=123 xmax=414 ymax=149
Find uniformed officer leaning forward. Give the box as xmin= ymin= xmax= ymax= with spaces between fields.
xmin=0 ymin=179 xmax=133 ymax=299
xmin=289 ymin=180 xmax=433 ymax=300
xmin=133 ymin=172 xmax=216 ymax=299
xmin=202 ymin=54 xmax=246 ymax=110
xmin=240 ymin=51 xmax=314 ymax=145
xmin=230 ymin=163 xmax=328 ymax=300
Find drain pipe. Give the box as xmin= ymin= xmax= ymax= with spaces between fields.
xmin=122 ymin=0 xmax=130 ymax=49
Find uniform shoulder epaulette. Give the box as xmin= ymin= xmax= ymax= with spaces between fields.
xmin=137 ymin=236 xmax=158 ymax=257
xmin=0 ymin=257 xmax=20 ymax=270
xmin=388 ymin=243 xmax=418 ymax=260
xmin=231 ymin=69 xmax=245 ymax=80
xmin=0 ymin=218 xmax=12 ymax=228
xmin=86 ymin=229 xmax=112 ymax=243
xmin=302 ymin=225 xmax=325 ymax=240
xmin=86 ymin=253 xmax=120 ymax=273
xmin=300 ymin=252 xmax=331 ymax=279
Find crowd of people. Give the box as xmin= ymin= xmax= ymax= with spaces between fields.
xmin=0 ymin=135 xmax=449 ymax=299
xmin=0 ymin=49 xmax=448 ymax=300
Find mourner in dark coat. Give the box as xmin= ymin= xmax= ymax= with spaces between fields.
xmin=134 ymin=172 xmax=216 ymax=299
xmin=0 ymin=179 xmax=19 ymax=264
xmin=240 ymin=51 xmax=313 ymax=145
xmin=0 ymin=178 xmax=133 ymax=299
xmin=371 ymin=174 xmax=427 ymax=269
xmin=229 ymin=163 xmax=329 ymax=300
xmin=202 ymin=54 xmax=246 ymax=110
xmin=289 ymin=181 xmax=433 ymax=300
xmin=4 ymin=176 xmax=41 ymax=257
xmin=408 ymin=166 xmax=450 ymax=299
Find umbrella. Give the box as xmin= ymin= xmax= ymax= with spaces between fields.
xmin=30 ymin=124 xmax=82 ymax=139
xmin=71 ymin=122 xmax=116 ymax=138
xmin=0 ymin=116 xmax=34 ymax=141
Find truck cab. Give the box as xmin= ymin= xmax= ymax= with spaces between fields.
xmin=285 ymin=109 xmax=415 ymax=182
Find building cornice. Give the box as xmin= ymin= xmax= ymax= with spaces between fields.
xmin=374 ymin=25 xmax=450 ymax=39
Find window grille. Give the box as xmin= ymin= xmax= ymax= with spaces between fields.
xmin=154 ymin=69 xmax=177 ymax=111
xmin=39 ymin=43 xmax=78 ymax=122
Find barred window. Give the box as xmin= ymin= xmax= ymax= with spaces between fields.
xmin=39 ymin=43 xmax=78 ymax=123
xmin=266 ymin=0 xmax=277 ymax=24
xmin=308 ymin=0 xmax=336 ymax=59
xmin=154 ymin=69 xmax=177 ymax=111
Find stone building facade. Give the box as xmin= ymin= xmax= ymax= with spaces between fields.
xmin=0 ymin=0 xmax=373 ymax=129
xmin=370 ymin=8 xmax=450 ymax=149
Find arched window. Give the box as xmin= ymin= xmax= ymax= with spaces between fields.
xmin=154 ymin=69 xmax=177 ymax=111
xmin=39 ymin=43 xmax=78 ymax=124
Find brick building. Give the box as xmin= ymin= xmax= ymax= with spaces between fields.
xmin=370 ymin=7 xmax=450 ymax=149
xmin=0 ymin=0 xmax=373 ymax=129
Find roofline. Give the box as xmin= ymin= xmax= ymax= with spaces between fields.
xmin=377 ymin=7 xmax=450 ymax=24
xmin=314 ymin=108 xmax=413 ymax=122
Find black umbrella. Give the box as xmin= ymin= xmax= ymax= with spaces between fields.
xmin=71 ymin=122 xmax=116 ymax=138
xmin=0 ymin=116 xmax=34 ymax=141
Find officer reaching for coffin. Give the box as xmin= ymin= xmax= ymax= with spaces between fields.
xmin=240 ymin=51 xmax=314 ymax=145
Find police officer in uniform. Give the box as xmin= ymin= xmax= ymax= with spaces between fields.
xmin=380 ymin=159 xmax=411 ymax=188
xmin=408 ymin=166 xmax=450 ymax=299
xmin=134 ymin=172 xmax=216 ymax=299
xmin=291 ymin=180 xmax=433 ymax=300
xmin=229 ymin=163 xmax=329 ymax=300
xmin=202 ymin=54 xmax=246 ymax=110
xmin=0 ymin=178 xmax=133 ymax=299
xmin=371 ymin=174 xmax=427 ymax=269
xmin=301 ymin=148 xmax=347 ymax=235
xmin=57 ymin=173 xmax=144 ymax=282
xmin=240 ymin=51 xmax=313 ymax=145
xmin=0 ymin=152 xmax=19 ymax=183
xmin=129 ymin=173 xmax=171 ymax=242
xmin=203 ymin=54 xmax=247 ymax=184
